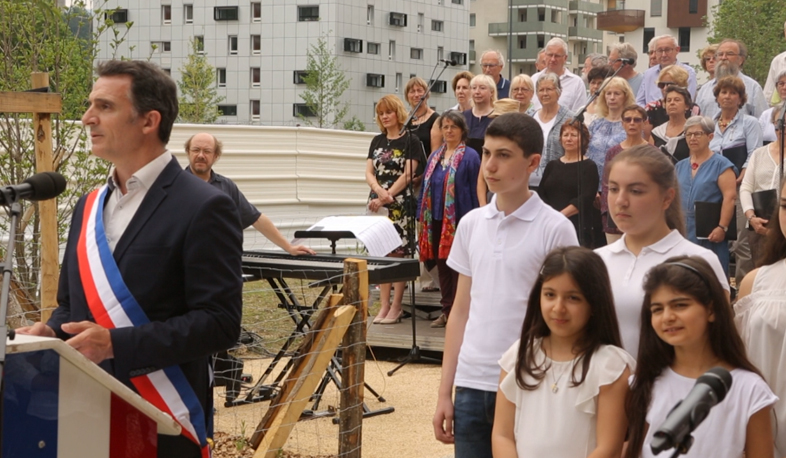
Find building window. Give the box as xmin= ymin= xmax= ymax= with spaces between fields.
xmin=217 ymin=68 xmax=227 ymax=87
xmin=537 ymin=34 xmax=545 ymax=48
xmin=538 ymin=7 xmax=545 ymax=21
xmin=650 ymin=0 xmax=662 ymax=17
xmin=430 ymin=80 xmax=448 ymax=93
xmin=251 ymin=67 xmax=261 ymax=87
xmin=162 ymin=68 xmax=171 ymax=75
xmin=431 ymin=20 xmax=444 ymax=32
xmin=298 ymin=5 xmax=319 ymax=21
xmin=553 ymin=10 xmax=560 ymax=23
xmin=366 ymin=73 xmax=385 ymax=88
xmin=251 ymin=100 xmax=261 ymax=119
xmin=161 ymin=5 xmax=171 ymax=24
xmin=519 ymin=37 xmax=527 ymax=49
xmin=689 ymin=0 xmax=698 ymax=14
xmin=437 ymin=46 xmax=443 ymax=61
xmin=410 ymin=48 xmax=423 ymax=60
xmin=367 ymin=5 xmax=374 ymax=24
xmin=450 ymin=52 xmax=467 ymax=66
xmin=106 ymin=9 xmax=128 ymax=23
xmin=293 ymin=103 xmax=316 ymax=117
xmin=195 ymin=35 xmax=205 ymax=53
xmin=452 ymin=0 xmax=463 ymax=4
xmin=214 ymin=6 xmax=239 ymax=21
xmin=251 ymin=2 xmax=262 ymax=22
xmin=418 ymin=13 xmax=424 ymax=33
xmin=344 ymin=38 xmax=363 ymax=53
xmin=389 ymin=12 xmax=407 ymax=27
xmin=218 ymin=105 xmax=238 ymax=116
xmin=151 ymin=41 xmax=171 ymax=53
xmin=519 ymin=9 xmax=527 ymax=22
xmin=395 ymin=73 xmax=402 ymax=92
xmin=368 ymin=42 xmax=380 ymax=54
xmin=389 ymin=41 xmax=396 ymax=60
xmin=642 ymin=27 xmax=655 ymax=53
xmin=251 ymin=35 xmax=261 ymax=54
xmin=184 ymin=4 xmax=193 ymax=24
xmin=293 ymin=70 xmax=308 ymax=84
xmin=678 ymin=27 xmax=691 ymax=51
xmin=469 ymin=14 xmax=475 ymax=27
xmin=228 ymin=36 xmax=238 ymax=55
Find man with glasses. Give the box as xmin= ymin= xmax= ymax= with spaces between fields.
xmin=695 ymin=39 xmax=767 ymax=120
xmin=636 ymin=35 xmax=698 ymax=106
xmin=185 ymin=132 xmax=314 ymax=255
xmin=480 ymin=50 xmax=510 ymax=98
xmin=530 ymin=37 xmax=587 ymax=112
xmin=764 ymin=20 xmax=786 ymax=105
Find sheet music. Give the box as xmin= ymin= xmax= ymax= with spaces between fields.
xmin=293 ymin=216 xmax=402 ymax=256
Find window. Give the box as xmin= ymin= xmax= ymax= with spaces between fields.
xmin=518 ymin=37 xmax=527 ymax=49
xmin=642 ymin=27 xmax=655 ymax=53
xmin=389 ymin=41 xmax=396 ymax=60
xmin=678 ymin=27 xmax=691 ymax=51
xmin=217 ymin=68 xmax=227 ymax=87
xmin=251 ymin=2 xmax=261 ymax=22
xmin=450 ymin=52 xmax=467 ymax=66
xmin=151 ymin=41 xmax=171 ymax=53
xmin=430 ymin=80 xmax=448 ymax=93
xmin=344 ymin=38 xmax=363 ymax=53
xmin=293 ymin=104 xmax=316 ymax=117
xmin=389 ymin=12 xmax=407 ymax=27
xmin=431 ymin=20 xmax=444 ymax=32
xmin=251 ymin=100 xmax=261 ymax=119
xmin=469 ymin=40 xmax=475 ymax=52
xmin=368 ymin=42 xmax=380 ymax=55
xmin=418 ymin=13 xmax=424 ymax=33
xmin=214 ymin=6 xmax=239 ymax=21
xmin=106 ymin=9 xmax=128 ymax=23
xmin=184 ymin=4 xmax=193 ymax=23
xmin=689 ymin=0 xmax=698 ymax=14
xmin=537 ymin=34 xmax=545 ymax=48
xmin=162 ymin=5 xmax=171 ymax=24
xmin=195 ymin=35 xmax=205 ymax=53
xmin=293 ymin=70 xmax=308 ymax=84
xmin=519 ymin=9 xmax=527 ymax=22
xmin=218 ymin=105 xmax=238 ymax=116
xmin=366 ymin=73 xmax=385 ymax=88
xmin=251 ymin=67 xmax=261 ymax=87
xmin=538 ymin=7 xmax=545 ymax=21
xmin=251 ymin=35 xmax=261 ymax=54
xmin=410 ymin=48 xmax=423 ymax=60
xmin=367 ymin=5 xmax=374 ymax=24
xmin=228 ymin=36 xmax=238 ymax=54
xmin=650 ymin=0 xmax=662 ymax=17
xmin=298 ymin=5 xmax=319 ymax=21
xmin=552 ymin=10 xmax=560 ymax=23
xmin=395 ymin=73 xmax=402 ymax=92
xmin=452 ymin=0 xmax=463 ymax=4
xmin=437 ymin=46 xmax=443 ymax=61
xmin=162 ymin=68 xmax=171 ymax=75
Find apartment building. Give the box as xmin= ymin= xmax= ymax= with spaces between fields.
xmin=96 ymin=1 xmax=469 ymax=127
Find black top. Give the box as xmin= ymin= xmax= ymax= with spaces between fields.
xmin=463 ymin=109 xmax=494 ymax=152
xmin=413 ymin=111 xmax=440 ymax=154
xmin=186 ymin=167 xmax=261 ymax=228
xmin=538 ymin=159 xmax=600 ymax=246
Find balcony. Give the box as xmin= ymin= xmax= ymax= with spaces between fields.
xmin=508 ymin=0 xmax=567 ymax=7
xmin=597 ymin=9 xmax=644 ymax=33
xmin=509 ymin=47 xmax=541 ymax=63
xmin=489 ymin=21 xmax=566 ymax=37
xmin=568 ymin=26 xmax=602 ymax=41
xmin=568 ymin=1 xmax=604 ymax=14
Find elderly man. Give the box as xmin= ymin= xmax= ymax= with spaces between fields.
xmin=535 ymin=49 xmax=547 ymax=72
xmin=609 ymin=42 xmax=643 ymax=95
xmin=18 ymin=61 xmax=242 ymax=458
xmin=695 ymin=39 xmax=768 ymax=120
xmin=531 ymin=37 xmax=587 ymax=111
xmin=764 ymin=20 xmax=786 ymax=105
xmin=636 ymin=35 xmax=698 ymax=106
xmin=582 ymin=53 xmax=608 ymax=80
xmin=480 ymin=50 xmax=509 ymax=98
xmin=186 ymin=132 xmax=314 ymax=255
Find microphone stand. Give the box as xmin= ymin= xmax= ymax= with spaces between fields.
xmin=571 ymin=62 xmax=628 ymax=247
xmin=388 ymin=60 xmax=450 ymax=376
xmin=777 ymin=102 xmax=785 ymax=186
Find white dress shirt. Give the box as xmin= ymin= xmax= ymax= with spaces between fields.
xmin=530 ymin=68 xmax=588 ymax=112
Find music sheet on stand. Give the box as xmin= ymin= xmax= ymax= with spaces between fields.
xmin=293 ymin=216 xmax=402 ymax=257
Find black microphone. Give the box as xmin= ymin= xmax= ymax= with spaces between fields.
xmin=650 ymin=367 xmax=733 ymax=454
xmin=776 ymin=101 xmax=786 ymax=132
xmin=439 ymin=58 xmax=458 ymax=66
xmin=0 ymin=171 xmax=67 ymax=206
xmin=614 ymin=58 xmax=635 ymax=65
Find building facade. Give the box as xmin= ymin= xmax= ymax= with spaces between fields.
xmin=96 ymin=1 xmax=469 ymax=127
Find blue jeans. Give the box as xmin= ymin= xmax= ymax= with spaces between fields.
xmin=453 ymin=386 xmax=497 ymax=458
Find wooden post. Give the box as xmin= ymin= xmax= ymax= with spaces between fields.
xmin=338 ymin=258 xmax=369 ymax=458
xmin=31 ymin=73 xmax=58 ymax=322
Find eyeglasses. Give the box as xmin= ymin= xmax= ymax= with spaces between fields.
xmin=480 ymin=63 xmax=500 ymax=68
xmin=657 ymin=81 xmax=676 ymax=89
xmin=654 ymin=48 xmax=676 ymax=54
xmin=512 ymin=87 xmax=532 ymax=93
xmin=685 ymin=132 xmax=707 ymax=139
xmin=622 ymin=117 xmax=644 ymax=124
xmin=703 ymin=56 xmax=716 ymax=62
xmin=776 ymin=81 xmax=786 ymax=88
xmin=715 ymin=52 xmax=738 ymax=59
xmin=545 ymin=53 xmax=565 ymax=59
xmin=189 ymin=147 xmax=214 ymax=155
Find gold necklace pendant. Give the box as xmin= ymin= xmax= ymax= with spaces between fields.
xmin=551 ymin=383 xmax=559 ymax=393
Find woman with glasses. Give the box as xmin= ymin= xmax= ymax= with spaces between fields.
xmin=530 ymin=72 xmax=576 ymax=189
xmin=759 ymin=70 xmax=786 ymax=144
xmin=644 ymin=65 xmax=701 ymax=142
xmin=652 ymin=86 xmax=693 ymax=162
xmin=587 ymin=77 xmax=636 ymax=181
xmin=509 ymin=74 xmax=536 ymax=115
xmin=676 ymin=116 xmax=738 ymax=275
xmin=698 ymin=44 xmax=719 ymax=86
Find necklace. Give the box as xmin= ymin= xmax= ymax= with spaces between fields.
xmin=441 ymin=151 xmax=454 ymax=167
xmin=717 ymin=118 xmax=732 ymax=129
xmin=549 ymin=361 xmax=570 ymax=393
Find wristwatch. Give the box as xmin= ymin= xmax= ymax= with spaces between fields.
xmin=718 ymin=224 xmax=728 ymax=232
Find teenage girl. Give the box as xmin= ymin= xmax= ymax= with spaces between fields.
xmin=492 ymin=246 xmax=635 ymax=458
xmin=626 ymin=255 xmax=776 ymax=458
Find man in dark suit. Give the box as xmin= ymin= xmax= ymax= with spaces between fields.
xmin=18 ymin=60 xmax=243 ymax=458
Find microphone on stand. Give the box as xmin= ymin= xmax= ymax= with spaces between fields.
xmin=613 ymin=58 xmax=635 ymax=66
xmin=0 ymin=171 xmax=67 ymax=205
xmin=439 ymin=58 xmax=458 ymax=66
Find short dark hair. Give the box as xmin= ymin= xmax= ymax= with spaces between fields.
xmin=622 ymin=104 xmax=647 ymax=120
xmin=663 ymin=85 xmax=693 ymax=107
xmin=438 ymin=110 xmax=469 ymax=142
xmin=95 ymin=60 xmax=178 ymax=144
xmin=559 ymin=120 xmax=590 ymax=157
xmin=485 ymin=112 xmax=543 ymax=157
xmin=587 ymin=65 xmax=611 ymax=83
xmin=713 ymin=75 xmax=747 ymax=108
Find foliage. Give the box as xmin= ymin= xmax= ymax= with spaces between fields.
xmin=708 ymin=0 xmax=786 ymax=85
xmin=342 ymin=116 xmax=365 ymax=132
xmin=177 ymin=37 xmax=224 ymax=123
xmin=0 ymin=0 xmax=126 ymax=306
xmin=299 ymin=33 xmax=351 ymax=128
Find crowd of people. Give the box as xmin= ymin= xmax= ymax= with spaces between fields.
xmin=363 ymin=25 xmax=786 ymax=458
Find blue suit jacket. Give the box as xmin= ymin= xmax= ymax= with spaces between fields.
xmin=48 ymin=157 xmax=243 ymax=457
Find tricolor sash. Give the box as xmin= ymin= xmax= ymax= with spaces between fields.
xmin=76 ymin=186 xmax=210 ymax=458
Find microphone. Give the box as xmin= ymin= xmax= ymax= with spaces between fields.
xmin=614 ymin=58 xmax=635 ymax=65
xmin=0 ymin=172 xmax=67 ymax=206
xmin=650 ymin=367 xmax=733 ymax=455
xmin=439 ymin=58 xmax=458 ymax=66
xmin=776 ymin=101 xmax=786 ymax=132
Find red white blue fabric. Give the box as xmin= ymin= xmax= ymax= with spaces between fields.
xmin=76 ymin=186 xmax=210 ymax=457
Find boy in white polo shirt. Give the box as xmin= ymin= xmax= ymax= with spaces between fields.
xmin=432 ymin=112 xmax=578 ymax=458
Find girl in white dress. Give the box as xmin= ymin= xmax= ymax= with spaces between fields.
xmin=736 ymin=177 xmax=786 ymax=455
xmin=626 ymin=256 xmax=776 ymax=458
xmin=492 ymin=246 xmax=635 ymax=458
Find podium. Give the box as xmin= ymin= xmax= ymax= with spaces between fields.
xmin=2 ymin=335 xmax=181 ymax=458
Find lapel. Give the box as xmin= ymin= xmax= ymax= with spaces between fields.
xmin=112 ymin=157 xmax=181 ymax=261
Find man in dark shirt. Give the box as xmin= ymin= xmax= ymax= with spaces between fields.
xmin=185 ymin=132 xmax=314 ymax=255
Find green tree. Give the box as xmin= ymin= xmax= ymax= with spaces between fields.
xmin=177 ymin=37 xmax=224 ymax=123
xmin=0 ymin=0 xmax=127 ymax=308
xmin=708 ymin=0 xmax=786 ymax=85
xmin=299 ymin=33 xmax=352 ymax=128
